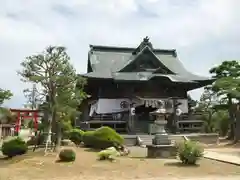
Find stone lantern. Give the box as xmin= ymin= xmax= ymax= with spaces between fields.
xmin=147 ymin=100 xmax=177 ymax=158
xmin=151 ymin=100 xmax=171 ymax=145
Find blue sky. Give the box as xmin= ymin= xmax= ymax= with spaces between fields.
xmin=1 ymin=0 xmax=240 ymax=108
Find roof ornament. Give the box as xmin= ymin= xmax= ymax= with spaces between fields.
xmin=141 ymin=36 xmax=153 ymax=50
xmin=132 ymin=36 xmax=153 ymax=55
xmin=143 ymin=36 xmax=149 ymax=43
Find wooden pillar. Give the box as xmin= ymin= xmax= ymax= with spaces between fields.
xmin=235 ymin=104 xmax=240 ymax=141
xmin=33 ymin=111 xmax=38 ymax=131
xmin=15 ymin=111 xmax=21 ymax=134
xmin=0 ymin=124 xmax=2 ymax=139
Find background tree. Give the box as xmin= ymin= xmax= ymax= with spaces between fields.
xmin=209 ymin=60 xmax=240 ymax=140
xmin=187 ymin=94 xmax=197 ymax=113
xmin=196 ymin=87 xmax=217 ymax=133
xmin=23 ymin=84 xmax=44 ymax=110
xmin=19 ymin=46 xmax=87 ymax=150
xmin=196 ymin=87 xmax=230 ymax=136
xmin=0 ymin=88 xmax=14 ymax=124
xmin=0 ymin=88 xmax=13 ymax=106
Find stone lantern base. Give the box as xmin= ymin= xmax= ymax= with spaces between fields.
xmin=152 ymin=134 xmax=171 ymax=145
xmin=146 ymin=144 xmax=177 ymax=159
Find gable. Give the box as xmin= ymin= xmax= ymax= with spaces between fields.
xmin=119 ymin=46 xmax=174 ymax=73
xmin=121 ymin=54 xmax=158 ymax=72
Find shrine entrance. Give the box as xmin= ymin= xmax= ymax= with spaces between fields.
xmin=133 ymin=104 xmax=157 ymax=133
xmin=10 ymin=109 xmax=42 ymax=135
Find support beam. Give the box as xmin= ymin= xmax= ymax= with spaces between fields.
xmin=33 ymin=111 xmax=38 ymax=131
xmin=15 ymin=111 xmax=21 ymax=134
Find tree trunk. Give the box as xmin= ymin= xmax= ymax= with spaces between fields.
xmin=227 ymin=123 xmax=235 ymax=140
xmin=227 ymin=95 xmax=235 ymax=140
xmin=233 ymin=103 xmax=240 ymax=143
xmin=51 ymin=109 xmax=62 ymax=151
xmin=43 ymin=107 xmax=50 ymax=143
xmin=48 ymin=78 xmax=61 ymax=151
xmin=208 ymin=111 xmax=213 ymax=132
xmin=55 ymin=120 xmax=62 ymax=151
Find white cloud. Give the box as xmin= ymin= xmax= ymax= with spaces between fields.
xmin=0 ymin=0 xmax=240 ymax=107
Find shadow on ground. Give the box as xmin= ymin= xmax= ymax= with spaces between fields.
xmin=0 ymin=155 xmax=30 ymax=167
xmin=164 ymin=161 xmax=200 ymax=167
xmin=0 ymin=150 xmax=48 ymax=167
xmin=84 ymin=148 xmax=100 ymax=152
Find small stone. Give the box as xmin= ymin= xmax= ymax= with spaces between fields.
xmin=119 ymin=145 xmax=130 ymax=156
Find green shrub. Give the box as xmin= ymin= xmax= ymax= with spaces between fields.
xmin=215 ymin=111 xmax=229 ymax=136
xmin=58 ymin=149 xmax=76 ymax=162
xmin=82 ymin=131 xmax=95 ymax=147
xmin=177 ymin=140 xmax=204 ymax=165
xmin=28 ymin=121 xmax=46 ymax=131
xmin=67 ymin=129 xmax=84 ymax=145
xmin=218 ymin=117 xmax=229 ymax=136
xmin=82 ymin=126 xmax=124 ymax=149
xmin=61 ymin=120 xmax=73 ymax=132
xmin=2 ymin=137 xmax=28 ymax=157
xmin=97 ymin=147 xmax=120 ymax=161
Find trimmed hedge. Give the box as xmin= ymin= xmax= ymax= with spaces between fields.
xmin=67 ymin=129 xmax=84 ymax=145
xmin=2 ymin=137 xmax=28 ymax=157
xmin=59 ymin=149 xmax=76 ymax=162
xmin=81 ymin=131 xmax=95 ymax=147
xmin=82 ymin=126 xmax=124 ymax=149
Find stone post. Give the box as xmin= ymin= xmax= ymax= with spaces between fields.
xmin=147 ymin=100 xmax=177 ymax=158
xmin=151 ymin=100 xmax=171 ymax=145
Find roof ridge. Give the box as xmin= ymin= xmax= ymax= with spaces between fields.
xmin=89 ymin=44 xmax=176 ymax=53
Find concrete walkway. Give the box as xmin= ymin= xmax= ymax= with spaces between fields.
xmin=144 ymin=177 xmax=240 ymax=180
xmin=204 ymin=150 xmax=240 ymax=166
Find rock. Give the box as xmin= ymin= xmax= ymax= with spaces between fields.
xmin=136 ymin=136 xmax=144 ymax=146
xmin=140 ymin=144 xmax=146 ymax=148
xmin=119 ymin=145 xmax=130 ymax=156
xmin=106 ymin=147 xmax=117 ymax=151
xmin=61 ymin=139 xmax=75 ymax=146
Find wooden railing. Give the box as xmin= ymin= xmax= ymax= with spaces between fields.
xmin=176 ymin=111 xmax=205 ymax=132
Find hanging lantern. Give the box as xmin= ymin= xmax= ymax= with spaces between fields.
xmin=176 ymin=108 xmax=182 ymax=116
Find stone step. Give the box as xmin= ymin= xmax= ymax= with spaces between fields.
xmin=137 ymin=135 xmax=153 ymax=145
xmin=169 ymin=135 xmax=186 ymax=144
xmin=137 ymin=134 xmax=185 ymax=145
xmin=122 ymin=134 xmax=186 ymax=146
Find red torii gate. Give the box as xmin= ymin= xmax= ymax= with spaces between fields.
xmin=10 ymin=108 xmax=40 ymax=133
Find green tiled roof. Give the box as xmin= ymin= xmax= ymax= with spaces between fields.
xmin=88 ymin=49 xmax=133 ymax=72
xmin=83 ymin=42 xmax=213 ymax=84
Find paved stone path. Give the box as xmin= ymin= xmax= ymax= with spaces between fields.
xmin=204 ymin=150 xmax=240 ymax=166
xmin=205 ymin=148 xmax=240 ymax=155
xmin=144 ymin=177 xmax=240 ymax=180
xmin=129 ymin=146 xmax=240 ymax=166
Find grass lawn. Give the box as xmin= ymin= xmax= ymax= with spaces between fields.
xmin=0 ymin=146 xmax=240 ymax=180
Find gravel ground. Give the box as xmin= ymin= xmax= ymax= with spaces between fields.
xmin=0 ymin=146 xmax=239 ymax=180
